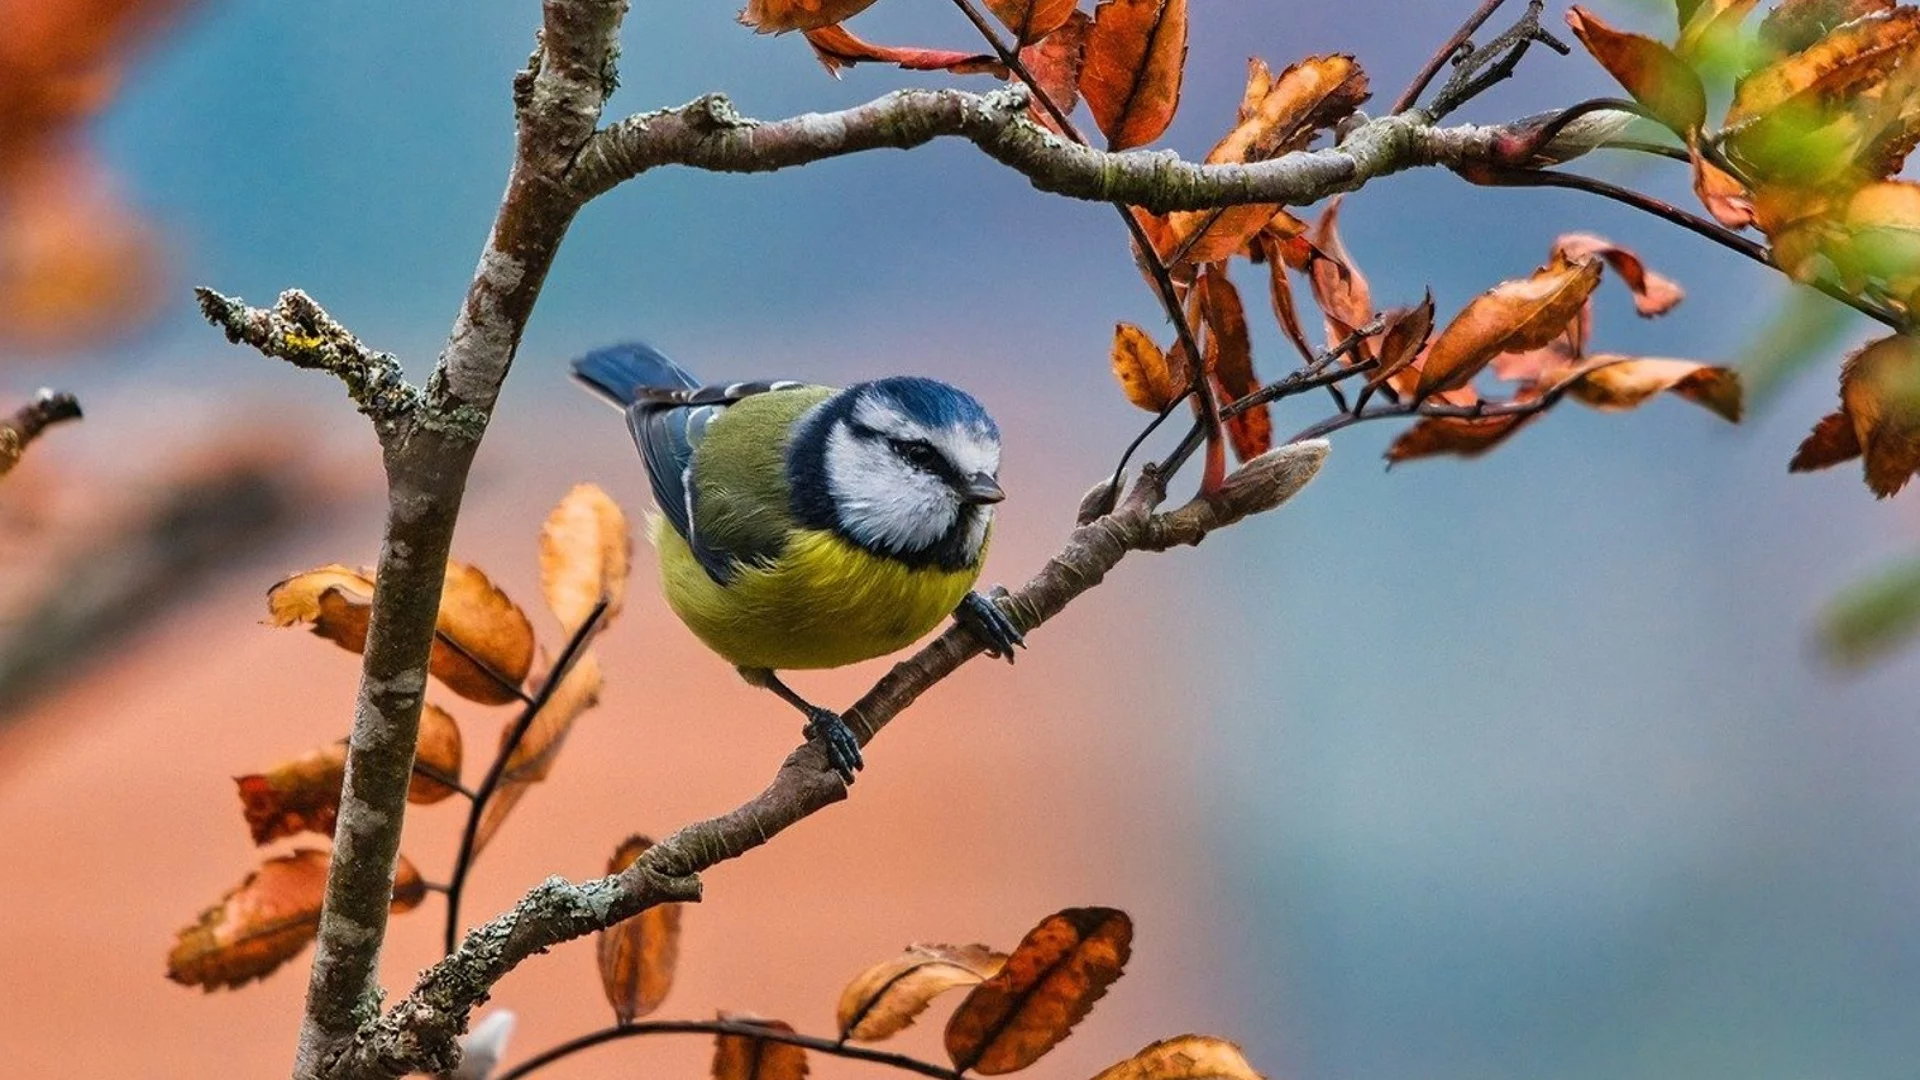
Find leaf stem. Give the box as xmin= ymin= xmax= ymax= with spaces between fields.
xmin=441 ymin=597 xmax=611 ymax=956
xmin=493 ymin=1019 xmax=964 ymax=1080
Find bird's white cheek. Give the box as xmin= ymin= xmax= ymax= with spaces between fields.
xmin=825 ymin=424 xmax=957 ymax=554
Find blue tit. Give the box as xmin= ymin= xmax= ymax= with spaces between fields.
xmin=573 ymin=342 xmax=1024 ymax=782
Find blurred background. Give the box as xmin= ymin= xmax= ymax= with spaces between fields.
xmin=3 ymin=1 xmax=1918 ymax=1077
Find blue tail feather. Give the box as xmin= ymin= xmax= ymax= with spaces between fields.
xmin=571 ymin=342 xmax=698 ymax=406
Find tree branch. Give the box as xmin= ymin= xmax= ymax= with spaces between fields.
xmin=567 ymin=87 xmax=1507 ymax=211
xmin=196 ymin=288 xmax=420 ymax=433
xmin=0 ymin=389 xmax=80 ymax=478
xmin=495 ymin=1018 xmax=963 ymax=1080
xmin=334 ymin=444 xmax=1330 ymax=1079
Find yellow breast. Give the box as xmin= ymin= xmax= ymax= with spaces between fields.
xmin=654 ymin=518 xmax=986 ymax=671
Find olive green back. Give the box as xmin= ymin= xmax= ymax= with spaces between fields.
xmin=689 ymin=385 xmax=835 ymax=568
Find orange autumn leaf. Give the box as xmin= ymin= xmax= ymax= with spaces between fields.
xmin=598 ymin=835 xmax=684 ymax=1024
xmin=1757 ymin=0 xmax=1895 ymax=61
xmin=409 ymin=702 xmax=464 ymax=805
xmin=539 ymin=482 xmax=633 ymax=635
xmin=838 ymin=943 xmax=1008 ymax=1042
xmin=1730 ymin=6 xmax=1920 ymax=125
xmin=739 ymin=0 xmax=879 ymax=34
xmin=1690 ymin=145 xmax=1758 ymax=229
xmin=1840 ymin=333 xmax=1920 ymax=496
xmin=1416 ymin=252 xmax=1604 ymax=399
xmin=1165 ymin=204 xmax=1289 ymax=267
xmin=1206 ymin=54 xmax=1367 ymax=165
xmin=235 ymin=746 xmax=344 ymax=845
xmin=1791 ymin=408 xmax=1864 ymax=470
xmin=713 ymin=1014 xmax=809 ymax=1080
xmin=1089 ymin=1036 xmax=1265 ymax=1080
xmin=1201 ymin=268 xmax=1270 ymax=462
xmin=945 ymin=907 xmax=1133 ymax=1075
xmin=266 ymin=562 xmax=535 ymax=706
xmin=167 ymin=850 xmax=423 ymax=990
xmin=1385 ymin=409 xmax=1539 ymax=464
xmin=1367 ymin=292 xmax=1436 ymax=392
xmin=1080 ymin=0 xmax=1188 ymax=150
xmin=986 ymin=0 xmax=1077 ymax=46
xmin=1567 ymin=6 xmax=1707 ymax=135
xmin=803 ymin=25 xmax=1005 ymax=77
xmin=1308 ymin=198 xmax=1373 ymax=356
xmin=1256 ymin=230 xmax=1318 ymax=363
xmin=473 ymin=650 xmax=605 ymax=854
xmin=1553 ymin=232 xmax=1686 ymax=316
xmin=1111 ymin=323 xmax=1183 ymax=412
xmin=1567 ymin=357 xmax=1744 ymax=421
xmin=1021 ymin=10 xmax=1090 ymax=131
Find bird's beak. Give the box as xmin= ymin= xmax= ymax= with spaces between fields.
xmin=960 ymin=472 xmax=1005 ymax=505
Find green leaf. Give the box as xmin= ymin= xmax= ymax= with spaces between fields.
xmin=1819 ymin=555 xmax=1920 ymax=666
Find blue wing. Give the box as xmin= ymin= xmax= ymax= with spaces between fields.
xmin=572 ymin=342 xmax=802 ymax=584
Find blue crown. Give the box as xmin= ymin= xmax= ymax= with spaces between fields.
xmin=857 ymin=376 xmax=999 ymax=438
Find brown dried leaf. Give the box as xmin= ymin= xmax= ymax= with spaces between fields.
xmin=1368 ymin=292 xmax=1436 ymax=390
xmin=540 ymin=482 xmax=633 ymax=634
xmin=1567 ymin=356 xmax=1744 ymax=420
xmin=1111 ymin=323 xmax=1182 ymax=412
xmin=1201 ymin=268 xmax=1270 ymax=462
xmin=803 ymin=25 xmax=1005 ymax=77
xmin=1308 ymin=198 xmax=1373 ymax=356
xmin=167 ymin=850 xmax=423 ymax=990
xmin=1256 ymin=231 xmax=1317 ymax=363
xmin=472 ymin=651 xmax=605 ymax=855
xmin=1690 ymin=144 xmax=1758 ymax=229
xmin=1207 ymin=54 xmax=1367 ymax=165
xmin=1021 ymin=10 xmax=1091 ymax=132
xmin=235 ymin=746 xmax=344 ymax=845
xmin=1238 ymin=58 xmax=1273 ymax=122
xmin=1165 ymin=204 xmax=1283 ymax=267
xmin=1553 ymin=232 xmax=1687 ymax=316
xmin=1417 ymin=252 xmax=1605 ymax=398
xmin=1567 ymin=6 xmax=1708 ymax=134
xmin=1080 ymin=0 xmax=1189 ymax=150
xmin=739 ymin=0 xmax=879 ymax=34
xmin=986 ymin=0 xmax=1077 ymax=45
xmin=1758 ymin=0 xmax=1895 ymax=60
xmin=1385 ymin=410 xmax=1538 ymax=464
xmin=713 ymin=1014 xmax=809 ymax=1080
xmin=265 ymin=564 xmax=374 ymax=653
xmin=1090 ymin=1036 xmax=1265 ymax=1080
xmin=838 ymin=943 xmax=1008 ymax=1042
xmin=944 ymin=907 xmax=1133 ymax=1075
xmin=1731 ymin=7 xmax=1920 ymax=125
xmin=1840 ymin=333 xmax=1920 ymax=496
xmin=409 ymin=702 xmax=464 ymax=805
xmin=598 ymin=835 xmax=683 ymax=1024
xmin=1791 ymin=409 xmax=1864 ymax=469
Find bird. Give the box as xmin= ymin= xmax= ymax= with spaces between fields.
xmin=573 ymin=341 xmax=1024 ymax=783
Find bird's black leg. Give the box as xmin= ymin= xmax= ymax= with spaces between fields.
xmin=955 ymin=588 xmax=1025 ymax=663
xmin=748 ymin=669 xmax=863 ymax=783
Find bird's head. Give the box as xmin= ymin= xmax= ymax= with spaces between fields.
xmin=790 ymin=376 xmax=1003 ymax=571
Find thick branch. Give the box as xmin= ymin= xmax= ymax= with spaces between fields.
xmin=337 ymin=446 xmax=1330 ymax=1079
xmin=196 ymin=288 xmax=421 ymax=433
xmin=0 ymin=389 xmax=80 ymax=478
xmin=567 ymin=87 xmax=1506 ymax=211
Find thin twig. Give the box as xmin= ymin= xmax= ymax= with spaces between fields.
xmin=442 ymin=598 xmax=611 ymax=956
xmin=1426 ymin=0 xmax=1570 ymax=122
xmin=1288 ymin=387 xmax=1564 ymax=443
xmin=1469 ymin=165 xmax=1907 ymax=330
xmin=0 ymin=389 xmax=81 ymax=478
xmin=494 ymin=1019 xmax=963 ymax=1080
xmin=1393 ymin=0 xmax=1510 ymax=114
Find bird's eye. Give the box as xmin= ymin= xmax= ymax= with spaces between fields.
xmin=892 ymin=439 xmax=942 ymax=471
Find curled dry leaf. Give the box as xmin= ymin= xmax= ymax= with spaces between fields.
xmin=1568 ymin=357 xmax=1744 ymax=420
xmin=1552 ymin=233 xmax=1686 ymax=316
xmin=1257 ymin=231 xmax=1317 ymax=363
xmin=986 ymin=0 xmax=1077 ymax=45
xmin=1080 ymin=0 xmax=1189 ymax=150
xmin=945 ymin=907 xmax=1133 ymax=1075
xmin=472 ymin=650 xmax=605 ymax=855
xmin=409 ymin=702 xmax=464 ymax=804
xmin=1385 ymin=409 xmax=1539 ymax=464
xmin=838 ymin=943 xmax=1007 ymax=1042
xmin=267 ymin=562 xmax=535 ymax=706
xmin=1730 ymin=6 xmax=1920 ymax=125
xmin=1090 ymin=1036 xmax=1265 ymax=1080
xmin=1567 ymin=6 xmax=1708 ymax=135
xmin=235 ymin=745 xmax=344 ymax=845
xmin=1790 ymin=409 xmax=1863 ymax=470
xmin=1757 ymin=0 xmax=1895 ymax=61
xmin=1022 ymin=10 xmax=1091 ymax=131
xmin=1691 ymin=146 xmax=1758 ymax=229
xmin=1207 ymin=54 xmax=1367 ymax=165
xmin=713 ymin=1013 xmax=809 ymax=1080
xmin=598 ymin=835 xmax=684 ymax=1024
xmin=539 ymin=482 xmax=633 ymax=634
xmin=803 ymin=25 xmax=1005 ymax=77
xmin=1201 ymin=268 xmax=1271 ymax=462
xmin=167 ymin=850 xmax=423 ymax=990
xmin=1840 ymin=333 xmax=1920 ymax=496
xmin=1416 ymin=253 xmax=1604 ymax=399
xmin=1111 ymin=323 xmax=1183 ymax=412
xmin=1367 ymin=292 xmax=1436 ymax=394
xmin=739 ymin=0 xmax=879 ymax=34
xmin=1308 ymin=199 xmax=1373 ymax=356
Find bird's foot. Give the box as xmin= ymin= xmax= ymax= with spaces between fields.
xmin=957 ymin=589 xmax=1025 ymax=663
xmin=803 ymin=708 xmax=864 ymax=784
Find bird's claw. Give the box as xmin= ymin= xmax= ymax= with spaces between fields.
xmin=957 ymin=589 xmax=1025 ymax=663
xmin=803 ymin=708 xmax=864 ymax=784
